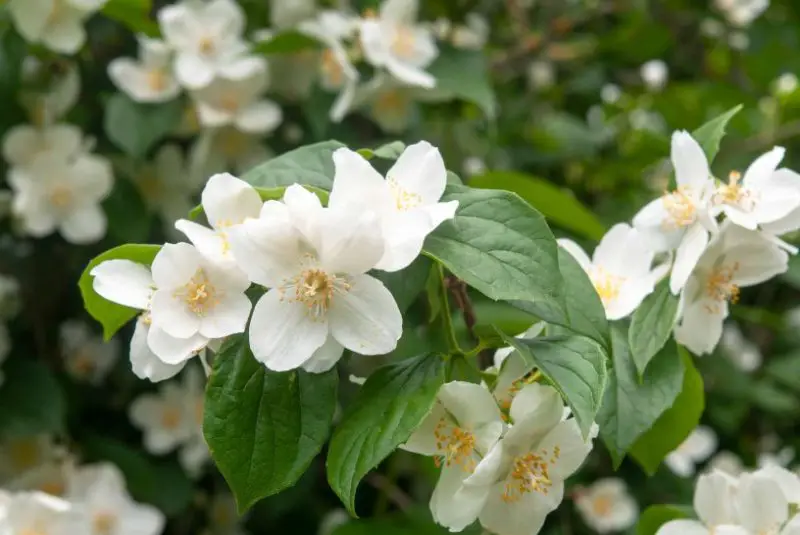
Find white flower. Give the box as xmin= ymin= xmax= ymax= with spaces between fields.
xmin=329 ymin=142 xmax=458 ymax=271
xmin=492 ymin=323 xmax=546 ymax=412
xmin=21 ymin=59 xmax=81 ymax=124
xmin=108 ymin=36 xmax=181 ymax=103
xmin=475 ymin=384 xmax=596 ymax=535
xmin=175 ymin=172 xmax=263 ymax=265
xmin=719 ymin=324 xmax=762 ymax=372
xmin=675 ymin=225 xmax=788 ymax=355
xmin=656 ymin=470 xmax=740 ymax=535
xmin=158 ymin=0 xmax=254 ymax=89
xmin=9 ymin=151 xmax=113 ymax=244
xmin=8 ymin=0 xmax=106 ymax=54
xmin=715 ymin=0 xmax=769 ymax=27
xmin=734 ymin=471 xmax=795 ymax=535
xmin=710 ymin=451 xmax=745 ymax=476
xmin=362 ymin=77 xmax=416 ymax=132
xmin=359 ymin=0 xmax=438 ymax=88
xmin=527 ymin=60 xmax=555 ymax=90
xmin=641 ymin=59 xmax=669 ymax=91
xmin=229 ymin=185 xmax=402 ymax=372
xmin=402 ymin=381 xmax=506 ymax=531
xmin=775 ymin=73 xmax=799 ymax=95
xmin=574 ymin=478 xmax=639 ymax=533
xmin=601 ymin=84 xmax=622 ymax=104
xmin=757 ymin=464 xmax=800 ymax=505
xmin=0 ymin=491 xmax=82 ymax=534
xmin=710 ymin=147 xmax=800 ymax=230
xmin=664 ymin=425 xmax=718 ymax=477
xmin=0 ymin=435 xmax=64 ymax=484
xmin=559 ymin=223 xmax=663 ymax=320
xmin=189 ymin=126 xmax=272 ymax=178
xmin=450 ymin=13 xmax=489 ymax=50
xmin=66 ymin=463 xmax=165 ymax=535
xmin=633 ymin=131 xmax=717 ymax=294
xmin=463 ymin=156 xmax=486 ymax=177
xmin=191 ymin=59 xmax=282 ymax=133
xmin=2 ymin=123 xmax=83 ymax=167
xmin=59 ymin=320 xmax=120 ymax=385
xmin=269 ymin=0 xmax=315 ymax=29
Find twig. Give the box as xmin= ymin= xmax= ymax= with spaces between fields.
xmin=365 ymin=473 xmax=413 ymax=512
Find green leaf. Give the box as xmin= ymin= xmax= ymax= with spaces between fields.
xmin=636 ymin=505 xmax=692 ymax=535
xmin=0 ymin=28 xmax=25 ymax=107
xmin=79 ymin=244 xmax=161 ymax=340
xmin=102 ymin=0 xmax=159 ymax=36
xmin=691 ymin=104 xmax=742 ymax=162
xmin=0 ymin=359 xmax=65 ymax=437
xmin=469 ymin=171 xmax=605 ymax=241
xmin=750 ymin=380 xmax=800 ymax=415
xmin=204 ymin=337 xmax=337 ymax=513
xmin=427 ymin=46 xmax=496 ymax=118
xmin=327 ymin=354 xmax=446 ymax=516
xmin=597 ymin=325 xmax=684 ymax=466
xmin=104 ymin=94 xmax=183 ymax=159
xmin=188 ymin=185 xmax=330 ymax=220
xmin=252 ymin=30 xmax=322 ymax=55
xmin=628 ymin=280 xmax=680 ymax=378
xmin=630 ymin=348 xmax=705 ymax=475
xmin=357 ymin=141 xmax=406 ymax=160
xmin=499 ymin=333 xmax=608 ymax=438
xmin=242 ymin=140 xmax=345 ymax=190
xmin=765 ymin=352 xmax=800 ymax=391
xmin=371 ymin=256 xmax=432 ymax=314
xmin=103 ymin=177 xmax=152 ymax=243
xmin=423 ymin=185 xmax=564 ymax=312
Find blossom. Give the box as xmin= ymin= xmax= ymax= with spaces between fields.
xmin=8 ymin=0 xmax=106 ymax=54
xmin=20 ymin=59 xmax=81 ymax=125
xmin=158 ymin=0 xmax=254 ymax=89
xmin=450 ymin=13 xmax=490 ymax=50
xmin=175 ymin=172 xmax=263 ymax=265
xmin=59 ymin=320 xmax=120 ymax=385
xmin=269 ymin=0 xmax=315 ymax=29
xmin=66 ymin=463 xmax=165 ymax=535
xmin=359 ymin=0 xmax=438 ymax=88
xmin=633 ymin=131 xmax=717 ymax=294
xmin=363 ymin=77 xmax=416 ymax=132
xmin=558 ymin=223 xmax=663 ymax=320
xmin=0 ymin=491 xmax=82 ymax=534
xmin=527 ymin=60 xmax=555 ymax=90
xmin=664 ymin=425 xmax=718 ymax=477
xmin=401 ymin=381 xmax=506 ymax=531
xmin=108 ymin=36 xmax=181 ymax=103
xmin=229 ymin=185 xmax=402 ymax=372
xmin=656 ymin=471 xmax=740 ymax=535
xmin=710 ymin=147 xmax=800 ymax=230
xmin=719 ymin=324 xmax=762 ymax=372
xmin=710 ymin=450 xmax=746 ymax=476
xmin=2 ymin=123 xmax=83 ymax=167
xmin=674 ymin=225 xmax=788 ymax=355
xmin=574 ymin=478 xmax=639 ymax=533
xmin=715 ymin=0 xmax=769 ymax=27
xmin=492 ymin=323 xmax=546 ymax=412
xmin=191 ymin=59 xmax=282 ymax=132
xmin=751 ymin=168 xmax=800 ymax=238
xmin=189 ymin=126 xmax=272 ymax=177
xmin=641 ymin=59 xmax=668 ymax=91
xmin=0 ymin=435 xmax=64 ymax=483
xmin=9 ymin=151 xmax=113 ymax=244
xmin=329 ymin=142 xmax=458 ymax=271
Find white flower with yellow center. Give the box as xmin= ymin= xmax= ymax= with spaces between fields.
xmin=0 ymin=435 xmax=63 ymax=484
xmin=359 ymin=0 xmax=438 ymax=88
xmin=574 ymin=478 xmax=639 ymax=533
xmin=59 ymin=320 xmax=120 ymax=385
xmin=328 ymin=142 xmax=458 ymax=272
xmin=8 ymin=151 xmax=113 ymax=244
xmin=558 ymin=223 xmax=663 ymax=320
xmin=674 ymin=224 xmax=788 ymax=355
xmin=633 ymin=130 xmax=717 ymax=294
xmin=158 ymin=0 xmax=254 ymax=89
xmin=363 ymin=76 xmax=416 ymax=132
xmin=2 ymin=123 xmax=83 ymax=167
xmin=664 ymin=425 xmax=718 ymax=477
xmin=108 ymin=36 xmax=181 ymax=103
xmin=710 ymin=147 xmax=800 ymax=231
xmin=0 ymin=491 xmax=82 ymax=534
xmin=402 ymin=381 xmax=506 ymax=531
xmin=66 ymin=463 xmax=165 ymax=535
xmin=20 ymin=59 xmax=81 ymax=125
xmin=175 ymin=173 xmax=263 ymax=266
xmin=229 ymin=185 xmax=402 ymax=372
xmin=8 ymin=0 xmax=107 ymax=54
xmin=656 ymin=470 xmax=740 ymax=535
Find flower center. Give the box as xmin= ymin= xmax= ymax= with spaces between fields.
xmin=391 ymin=26 xmax=417 ymax=58
xmin=49 ymin=185 xmax=73 ymax=209
xmin=433 ymin=418 xmax=476 ymax=472
xmin=71 ymin=349 xmax=97 ymax=377
xmin=372 ymin=89 xmax=408 ymax=115
xmin=592 ymin=495 xmax=613 ymax=516
xmin=176 ymin=268 xmax=219 ymax=316
xmin=161 ymin=406 xmax=183 ymax=430
xmin=321 ymin=48 xmax=344 ymax=88
xmin=387 ymin=177 xmax=422 ymax=211
xmin=218 ymin=92 xmax=240 ymax=113
xmin=93 ymin=512 xmax=118 ymax=535
xmin=661 ymin=186 xmax=696 ymax=229
xmin=502 ymin=446 xmax=561 ymax=503
xmin=590 ymin=267 xmax=625 ymax=306
xmin=8 ymin=439 xmax=42 ymax=471
xmin=39 ymin=479 xmax=65 ymax=496
xmin=199 ymin=36 xmax=215 ymax=55
xmin=146 ymin=69 xmax=168 ymax=92
xmin=137 ymin=172 xmax=163 ymax=203
xmin=704 ymin=262 xmax=740 ymax=312
xmin=714 ymin=170 xmax=755 ymax=211
xmin=217 ymin=128 xmax=249 ymax=158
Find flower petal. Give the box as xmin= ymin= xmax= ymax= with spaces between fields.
xmin=150 ymin=289 xmax=202 ymax=339
xmin=655 ymin=520 xmax=712 ymax=535
xmin=674 ymin=297 xmax=726 ymax=355
xmin=329 ymin=148 xmax=391 ymax=211
xmin=174 ymin=219 xmax=226 ymax=262
xmin=401 ymin=402 xmax=447 ymax=456
xmin=130 ymin=318 xmax=186 ymax=381
xmin=538 ymin=418 xmax=593 ymax=480
xmin=300 ymin=335 xmax=344 ymax=373
xmin=671 ymin=130 xmax=710 ymax=189
xmin=479 ymin=480 xmax=564 ymax=535
xmin=743 ymin=146 xmax=785 ymax=187
xmin=319 ymin=209 xmax=384 ymax=274
xmin=430 ymin=464 xmax=489 ymax=532
xmin=199 ymin=292 xmax=251 ymax=339
xmin=694 ymin=471 xmax=739 ymax=527
xmin=235 ymin=100 xmax=283 ymax=134
xmin=386 ymin=141 xmax=447 ymax=204
xmin=437 ymin=381 xmax=504 ymax=449
xmin=151 ymin=242 xmax=203 ymax=289
xmin=509 ymin=383 xmax=564 ymax=430
xmin=59 ymin=204 xmax=107 ymax=244
xmin=202 ymin=172 xmax=263 ymax=228
xmin=557 ymin=239 xmax=592 ymax=271
xmin=374 ymin=208 xmax=435 ymax=272
xmin=90 ymin=259 xmax=153 ymax=310
xmin=146 ymin=323 xmax=206 ymax=365
xmin=737 ymin=473 xmax=788 ymax=533
xmin=670 ymin=223 xmax=709 ymax=294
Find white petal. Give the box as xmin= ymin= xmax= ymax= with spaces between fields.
xmin=742 ymin=146 xmax=785 ymax=187
xmin=437 ymin=381 xmax=504 ymax=451
xmin=319 ymin=209 xmax=385 ymax=275
xmin=671 ymin=131 xmax=710 ymax=189
xmin=402 ymin=402 xmax=446 ymax=456
xmin=328 ymin=274 xmax=402 ymax=356
xmin=174 ymin=54 xmax=215 ymax=89
xmin=283 ymin=184 xmax=324 ymax=246
xmin=195 ymin=100 xmax=235 ymax=128
xmin=248 ymin=290 xmax=328 ymax=371
xmin=199 ymin=292 xmax=251 ymax=339
xmin=386 ymin=141 xmax=447 ymax=204
xmin=386 ymin=57 xmax=436 ymax=89
xmin=430 ymin=464 xmax=489 ymax=531
xmin=2 ymin=125 xmax=37 ymax=166
xmin=686 ymin=426 xmax=718 ymax=461
xmin=694 ymin=471 xmax=738 ymax=526
xmin=71 ymin=154 xmax=113 ymax=201
xmin=670 ymin=224 xmax=709 ymax=294
xmin=328 ymin=148 xmax=392 ymax=211
xmin=557 ymin=239 xmax=592 ymax=271
xmin=736 ymin=473 xmax=788 ymax=533
xmin=538 ymin=418 xmax=593 ymax=480
xmin=509 ymin=383 xmax=564 ymax=430
xmin=728 ymin=240 xmax=789 ymax=287
xmin=130 ymin=319 xmax=186 ymax=382
xmin=150 ymin=290 xmax=201 ymax=339
xmin=151 ymin=242 xmax=203 ymax=290
xmin=43 ymin=16 xmax=87 ymax=54
xmin=235 ymin=100 xmax=283 ymax=134
xmin=174 ymin=219 xmax=226 ymax=262
xmin=674 ymin=298 xmax=726 ymax=355
xmin=479 ymin=480 xmax=564 ymax=535
xmin=146 ymin=322 xmax=206 ymax=364
xmin=9 ymin=0 xmax=51 ymax=43
xmin=202 ymin=172 xmax=263 ymax=227
xmin=374 ymin=209 xmax=435 ymax=272
xmin=59 ymin=204 xmax=107 ymax=244
xmin=90 ymin=259 xmax=153 ymax=310
xmin=656 ymin=520 xmax=712 ymax=535
xmin=758 ymin=464 xmax=800 ymax=503
xmin=605 ymin=275 xmax=655 ymax=320
xmin=300 ymin=335 xmax=344 ymax=373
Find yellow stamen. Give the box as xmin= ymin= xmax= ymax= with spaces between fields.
xmin=93 ymin=512 xmax=117 ymax=535
xmin=502 ymin=446 xmax=561 ymax=503
xmin=590 ymin=267 xmax=625 ymax=306
xmin=433 ymin=418 xmax=476 ymax=472
xmin=391 ymin=26 xmax=417 ymax=58
xmin=176 ymin=269 xmax=220 ymax=316
xmin=8 ymin=439 xmax=42 ymax=471
xmin=592 ymin=495 xmax=613 ymax=516
xmin=704 ymin=263 xmax=740 ymax=313
xmin=661 ymin=186 xmax=696 ymax=229
xmin=387 ymin=177 xmax=422 ymax=211
xmin=146 ymin=69 xmax=168 ymax=92
xmin=321 ymin=48 xmax=344 ymax=88
xmin=199 ymin=36 xmax=215 ymax=55
xmin=161 ymin=406 xmax=183 ymax=430
xmin=49 ymin=186 xmax=73 ymax=209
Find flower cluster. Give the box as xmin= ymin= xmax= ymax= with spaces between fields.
xmin=90 ymin=141 xmax=457 ymax=379
xmin=561 ymin=130 xmax=797 ymax=355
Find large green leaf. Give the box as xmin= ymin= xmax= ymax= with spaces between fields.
xmin=469 ymin=171 xmax=605 ymax=241
xmin=204 ymin=337 xmax=337 ymax=513
xmin=628 ymin=280 xmax=680 ymax=378
xmin=327 ymin=354 xmax=445 ymax=516
xmin=101 ymin=0 xmax=159 ymax=36
xmin=630 ymin=348 xmax=705 ymax=475
xmin=427 ymin=46 xmax=496 ymax=118
xmin=691 ymin=104 xmax=742 ymax=163
xmin=597 ymin=325 xmax=684 ymax=465
xmin=371 ymin=256 xmax=432 ymax=314
xmin=499 ymin=334 xmax=608 ymax=438
xmin=423 ymin=185 xmax=564 ymax=313
xmin=79 ymin=244 xmax=161 ymax=340
xmin=0 ymin=359 xmax=65 ymax=437
xmin=104 ymin=94 xmax=183 ymax=159
xmin=636 ymin=505 xmax=693 ymax=535
xmin=252 ymin=30 xmax=321 ymax=55
xmin=242 ymin=140 xmax=345 ymax=190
